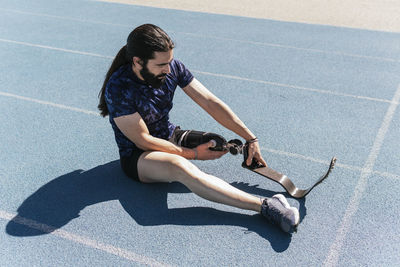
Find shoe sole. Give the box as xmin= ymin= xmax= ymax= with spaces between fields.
xmin=273 ymin=194 xmax=300 ymax=233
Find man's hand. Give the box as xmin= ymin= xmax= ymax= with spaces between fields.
xmin=245 ymin=141 xmax=268 ymax=167
xmin=194 ymin=141 xmax=228 ymax=160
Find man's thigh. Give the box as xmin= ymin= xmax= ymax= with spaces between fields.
xmin=137 ymin=151 xmax=199 ymax=183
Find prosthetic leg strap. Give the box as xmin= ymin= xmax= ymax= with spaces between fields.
xmin=244 ymin=157 xmax=336 ymax=198
xmin=172 ymin=129 xmax=228 ymax=151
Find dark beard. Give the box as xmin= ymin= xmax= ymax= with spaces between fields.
xmin=140 ymin=64 xmax=167 ymax=88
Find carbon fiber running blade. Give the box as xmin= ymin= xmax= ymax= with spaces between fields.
xmin=246 ymin=157 xmax=337 ymax=198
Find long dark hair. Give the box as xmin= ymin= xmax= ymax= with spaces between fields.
xmin=98 ymin=24 xmax=175 ymax=117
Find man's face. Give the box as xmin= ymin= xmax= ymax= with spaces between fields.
xmin=139 ymin=50 xmax=173 ymax=88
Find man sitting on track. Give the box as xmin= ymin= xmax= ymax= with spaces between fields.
xmin=98 ymin=24 xmax=300 ymax=233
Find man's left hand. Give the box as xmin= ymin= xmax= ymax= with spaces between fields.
xmin=245 ymin=141 xmax=267 ymax=167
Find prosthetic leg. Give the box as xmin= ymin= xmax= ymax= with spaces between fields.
xmin=240 ymin=142 xmax=336 ymax=198
xmin=173 ymin=129 xmax=336 ymax=198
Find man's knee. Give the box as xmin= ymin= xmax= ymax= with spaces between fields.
xmin=167 ymin=154 xmax=201 ymax=180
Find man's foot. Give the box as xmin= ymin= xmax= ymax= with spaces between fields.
xmin=261 ymin=194 xmax=300 ymax=233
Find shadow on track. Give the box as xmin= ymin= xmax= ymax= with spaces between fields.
xmin=6 ymin=160 xmax=306 ymax=252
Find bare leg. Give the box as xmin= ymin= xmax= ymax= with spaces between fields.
xmin=137 ymin=151 xmax=262 ymax=212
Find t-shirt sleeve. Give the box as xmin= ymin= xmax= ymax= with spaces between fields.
xmin=172 ymin=59 xmax=194 ymax=88
xmin=105 ymin=79 xmax=137 ymax=118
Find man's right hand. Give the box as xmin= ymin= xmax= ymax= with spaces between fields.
xmin=194 ymin=141 xmax=227 ymax=160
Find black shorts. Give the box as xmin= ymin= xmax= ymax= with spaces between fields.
xmin=120 ymin=148 xmax=146 ymax=182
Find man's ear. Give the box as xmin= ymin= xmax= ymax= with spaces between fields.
xmin=132 ymin=57 xmax=144 ymax=69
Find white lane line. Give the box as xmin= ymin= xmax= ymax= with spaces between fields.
xmin=0 ymin=37 xmax=396 ymax=105
xmin=192 ymin=70 xmax=396 ymax=104
xmin=0 ymin=7 xmax=398 ymax=63
xmin=261 ymin=147 xmax=360 ymax=171
xmin=0 ymin=91 xmax=100 ymax=116
xmin=1 ymin=90 xmax=399 ymax=180
xmin=0 ymin=38 xmax=112 ymax=59
xmin=0 ymin=8 xmax=133 ymax=28
xmin=4 ymin=86 xmax=399 ymax=181
xmin=0 ymin=210 xmax=173 ymax=267
xmin=372 ymin=170 xmax=400 ymax=180
xmin=177 ymin=32 xmax=399 ymax=63
xmin=324 ymin=83 xmax=400 ymax=267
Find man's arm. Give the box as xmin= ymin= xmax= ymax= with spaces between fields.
xmin=182 ymin=78 xmax=256 ymax=141
xmin=182 ymin=78 xmax=267 ymax=166
xmin=114 ymin=112 xmax=226 ymax=160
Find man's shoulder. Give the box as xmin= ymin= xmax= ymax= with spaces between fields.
xmin=170 ymin=58 xmax=186 ymax=71
xmin=169 ymin=59 xmax=192 ymax=77
xmin=106 ymin=65 xmax=141 ymax=99
xmin=108 ymin=64 xmax=131 ymax=84
xmin=169 ymin=59 xmax=194 ymax=88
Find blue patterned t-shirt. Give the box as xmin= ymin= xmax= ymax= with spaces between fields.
xmin=105 ymin=59 xmax=194 ymax=157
